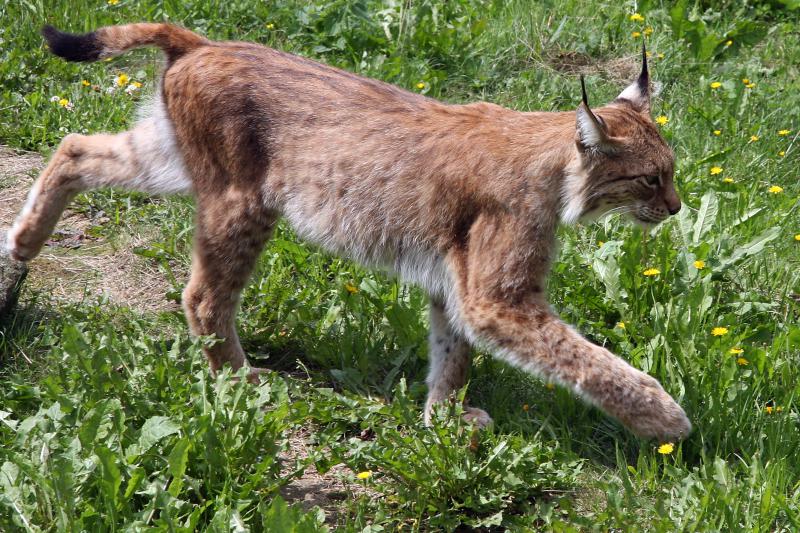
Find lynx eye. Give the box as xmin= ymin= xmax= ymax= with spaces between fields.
xmin=642 ymin=175 xmax=660 ymax=187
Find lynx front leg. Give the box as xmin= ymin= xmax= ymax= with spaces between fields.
xmin=447 ymin=217 xmax=691 ymax=441
xmin=424 ymin=299 xmax=491 ymax=427
xmin=182 ymin=191 xmax=278 ymax=382
xmin=459 ymin=296 xmax=691 ymax=440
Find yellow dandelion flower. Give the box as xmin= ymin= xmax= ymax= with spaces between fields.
xmin=777 ymin=406 xmax=783 ymax=413
xmin=737 ymin=357 xmax=749 ymax=366
xmin=416 ymin=82 xmax=425 ymax=90
xmin=545 ymin=383 xmax=555 ymax=390
xmin=632 ymin=31 xmax=641 ymax=38
xmin=58 ymin=98 xmax=69 ymax=107
xmin=616 ymin=321 xmax=626 ymax=329
xmin=81 ymin=79 xmax=90 ymax=87
xmin=710 ymin=81 xmax=722 ymax=89
xmin=646 ymin=51 xmax=652 ymax=58
xmin=522 ymin=403 xmax=530 ymax=411
xmin=745 ymin=82 xmax=755 ymax=89
xmin=356 ymin=471 xmax=372 ymax=480
xmin=795 ymin=234 xmax=800 ymax=242
xmin=266 ymin=23 xmax=275 ymax=30
xmin=344 ymin=283 xmax=359 ymax=294
xmin=655 ymin=115 xmax=669 ymax=125
xmin=778 ymin=129 xmax=790 ymax=136
xmin=643 ymin=268 xmax=660 ymax=276
xmin=778 ymin=151 xmax=785 ymax=157
xmin=725 ymin=40 xmax=733 ymax=46
xmin=657 ymin=53 xmax=665 ymax=59
xmin=768 ymin=185 xmax=783 ymax=194
xmin=107 ymin=0 xmax=119 ymax=4
xmin=643 ymin=27 xmax=654 ymax=36
xmin=132 ymin=81 xmax=142 ymax=88
xmin=711 ymin=327 xmax=729 ymax=336
xmin=629 ymin=13 xmax=644 ymax=22
xmin=722 ymin=177 xmax=734 ymax=184
xmin=742 ymin=78 xmax=750 ymax=84
xmin=693 ymin=260 xmax=706 ymax=269
xmin=658 ymin=443 xmax=674 ymax=455
xmin=729 ymin=347 xmax=743 ymax=355
xmin=116 ymin=73 xmax=129 ymax=86
xmin=598 ymin=240 xmax=605 ymax=247
xmin=713 ymin=130 xmax=722 ymax=136
xmin=710 ymin=166 xmax=723 ymax=175
xmin=750 ymin=135 xmax=759 ymax=142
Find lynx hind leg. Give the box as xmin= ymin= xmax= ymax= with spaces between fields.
xmin=6 ymin=116 xmax=191 ymax=262
xmin=424 ymin=299 xmax=492 ymax=428
xmin=182 ymin=191 xmax=278 ymax=382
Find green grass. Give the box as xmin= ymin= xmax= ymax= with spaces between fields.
xmin=2 ymin=0 xmax=800 ymax=530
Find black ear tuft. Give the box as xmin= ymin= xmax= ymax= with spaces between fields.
xmin=580 ymin=74 xmax=589 ymax=107
xmin=637 ymin=40 xmax=649 ymax=94
xmin=41 ymin=25 xmax=103 ymax=62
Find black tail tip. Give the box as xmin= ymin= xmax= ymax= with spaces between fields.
xmin=41 ymin=25 xmax=102 ymax=62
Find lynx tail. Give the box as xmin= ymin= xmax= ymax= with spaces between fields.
xmin=41 ymin=23 xmax=207 ymax=63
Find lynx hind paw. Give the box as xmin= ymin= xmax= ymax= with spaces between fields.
xmin=228 ymin=366 xmax=271 ymax=384
xmin=424 ymin=404 xmax=494 ymax=429
xmin=463 ymin=406 xmax=493 ymax=429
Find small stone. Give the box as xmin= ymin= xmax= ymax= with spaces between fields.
xmin=0 ymin=252 xmax=28 ymax=318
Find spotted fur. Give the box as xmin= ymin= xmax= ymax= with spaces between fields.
xmin=7 ymin=23 xmax=690 ymax=440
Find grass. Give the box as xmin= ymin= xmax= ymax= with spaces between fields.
xmin=1 ymin=0 xmax=799 ymax=530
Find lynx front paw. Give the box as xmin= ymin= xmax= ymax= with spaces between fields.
xmin=625 ymin=375 xmax=692 ymax=441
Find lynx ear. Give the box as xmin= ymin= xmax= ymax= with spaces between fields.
xmin=576 ymin=75 xmax=613 ymax=152
xmin=616 ymin=42 xmax=650 ymax=112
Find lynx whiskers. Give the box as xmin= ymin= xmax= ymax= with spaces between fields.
xmin=7 ymin=23 xmax=690 ymax=440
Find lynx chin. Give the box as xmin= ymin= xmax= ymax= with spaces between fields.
xmin=7 ymin=23 xmax=690 ymax=441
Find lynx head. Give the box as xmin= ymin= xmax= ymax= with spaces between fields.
xmin=562 ymin=45 xmax=680 ymax=226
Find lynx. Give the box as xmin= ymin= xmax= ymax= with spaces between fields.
xmin=7 ymin=23 xmax=691 ymax=440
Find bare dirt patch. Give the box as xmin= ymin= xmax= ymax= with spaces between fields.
xmin=0 ymin=145 xmax=180 ymax=313
xmin=281 ymin=426 xmax=360 ymax=521
xmin=545 ymin=50 xmax=639 ymax=84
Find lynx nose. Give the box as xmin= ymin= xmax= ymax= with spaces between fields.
xmin=668 ymin=202 xmax=681 ymax=215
